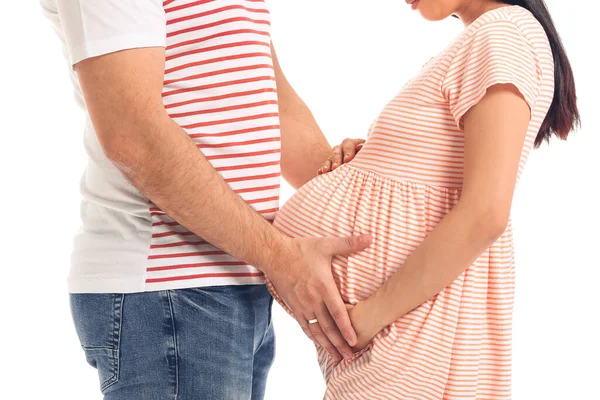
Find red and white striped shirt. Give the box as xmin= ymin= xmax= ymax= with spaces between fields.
xmin=42 ymin=0 xmax=280 ymax=293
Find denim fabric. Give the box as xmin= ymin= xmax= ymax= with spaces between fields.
xmin=70 ymin=285 xmax=275 ymax=400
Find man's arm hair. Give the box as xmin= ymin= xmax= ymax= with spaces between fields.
xmin=75 ymin=47 xmax=286 ymax=272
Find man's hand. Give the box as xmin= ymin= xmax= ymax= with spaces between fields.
xmin=267 ymin=234 xmax=372 ymax=362
xmin=318 ymin=138 xmax=365 ymax=175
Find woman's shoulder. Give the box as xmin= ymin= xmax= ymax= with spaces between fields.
xmin=436 ymin=5 xmax=553 ymax=122
xmin=436 ymin=5 xmax=552 ymax=78
xmin=460 ymin=6 xmax=549 ymax=54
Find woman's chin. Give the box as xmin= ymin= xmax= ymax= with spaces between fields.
xmin=418 ymin=10 xmax=451 ymax=22
xmin=412 ymin=4 xmax=454 ymax=22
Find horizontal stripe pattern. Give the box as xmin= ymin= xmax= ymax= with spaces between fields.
xmin=146 ymin=0 xmax=280 ymax=288
xmin=267 ymin=6 xmax=553 ymax=399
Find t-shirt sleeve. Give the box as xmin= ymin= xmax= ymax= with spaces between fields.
xmin=441 ymin=18 xmax=542 ymax=129
xmin=56 ymin=0 xmax=166 ymax=66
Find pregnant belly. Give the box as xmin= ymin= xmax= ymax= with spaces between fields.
xmin=268 ymin=165 xmax=516 ymax=398
xmin=271 ymin=164 xmax=461 ymax=303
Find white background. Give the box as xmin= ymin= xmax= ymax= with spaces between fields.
xmin=1 ymin=1 xmax=598 ymax=399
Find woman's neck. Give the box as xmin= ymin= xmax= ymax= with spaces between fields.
xmin=456 ymin=1 xmax=509 ymax=27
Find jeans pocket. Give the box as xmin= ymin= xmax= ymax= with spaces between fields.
xmin=70 ymin=293 xmax=124 ymax=392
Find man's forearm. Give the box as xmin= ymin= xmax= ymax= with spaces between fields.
xmin=107 ymin=113 xmax=287 ymax=273
xmin=279 ymin=89 xmax=332 ymax=188
xmin=271 ymin=44 xmax=331 ymax=189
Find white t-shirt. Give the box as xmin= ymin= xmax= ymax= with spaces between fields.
xmin=41 ymin=0 xmax=281 ymax=293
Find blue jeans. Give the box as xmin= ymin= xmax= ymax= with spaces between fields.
xmin=70 ymin=285 xmax=275 ymax=400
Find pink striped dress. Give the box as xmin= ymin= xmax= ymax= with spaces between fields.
xmin=268 ymin=6 xmax=554 ymax=399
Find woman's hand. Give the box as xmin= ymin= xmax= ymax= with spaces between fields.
xmin=345 ymin=302 xmax=384 ymax=352
xmin=318 ymin=138 xmax=365 ymax=175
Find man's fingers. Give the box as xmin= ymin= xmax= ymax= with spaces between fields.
xmin=341 ymin=140 xmax=356 ymax=163
xmin=321 ymin=139 xmax=365 ymax=175
xmin=290 ymin=300 xmax=342 ymax=360
xmin=318 ymin=158 xmax=332 ymax=175
xmin=315 ymin=305 xmax=354 ymax=360
xmin=331 ymin=145 xmax=342 ymax=170
xmin=304 ymin=314 xmax=342 ymax=361
xmin=323 ymin=288 xmax=357 ymax=346
xmin=341 ymin=139 xmax=358 ymax=163
xmin=286 ymin=298 xmax=316 ymax=342
xmin=326 ymin=234 xmax=372 ymax=256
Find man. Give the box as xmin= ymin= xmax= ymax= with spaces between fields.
xmin=41 ymin=0 xmax=369 ymax=399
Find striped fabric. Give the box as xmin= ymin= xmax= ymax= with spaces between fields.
xmin=267 ymin=6 xmax=554 ymax=399
xmin=146 ymin=0 xmax=281 ymax=288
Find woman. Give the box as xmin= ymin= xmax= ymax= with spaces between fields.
xmin=268 ymin=0 xmax=579 ymax=399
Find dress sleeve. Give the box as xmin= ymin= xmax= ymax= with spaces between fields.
xmin=441 ymin=18 xmax=542 ymax=130
xmin=56 ymin=0 xmax=166 ymax=66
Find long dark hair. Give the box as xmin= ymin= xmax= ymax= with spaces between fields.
xmin=497 ymin=0 xmax=580 ymax=147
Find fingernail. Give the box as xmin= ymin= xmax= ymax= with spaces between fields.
xmin=332 ymin=163 xmax=338 ymax=168
xmin=344 ymin=154 xmax=350 ymax=160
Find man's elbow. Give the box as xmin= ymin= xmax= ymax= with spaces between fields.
xmin=95 ymin=112 xmax=166 ymax=166
xmin=97 ymin=126 xmax=139 ymax=166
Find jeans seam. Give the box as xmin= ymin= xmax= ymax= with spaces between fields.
xmin=254 ymin=296 xmax=274 ymax=355
xmin=100 ymin=294 xmax=124 ymax=392
xmin=267 ymin=296 xmax=273 ymax=330
xmin=166 ymin=290 xmax=179 ymax=399
xmin=82 ymin=346 xmax=114 ymax=351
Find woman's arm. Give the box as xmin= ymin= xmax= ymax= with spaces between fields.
xmin=350 ymin=84 xmax=532 ymax=348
